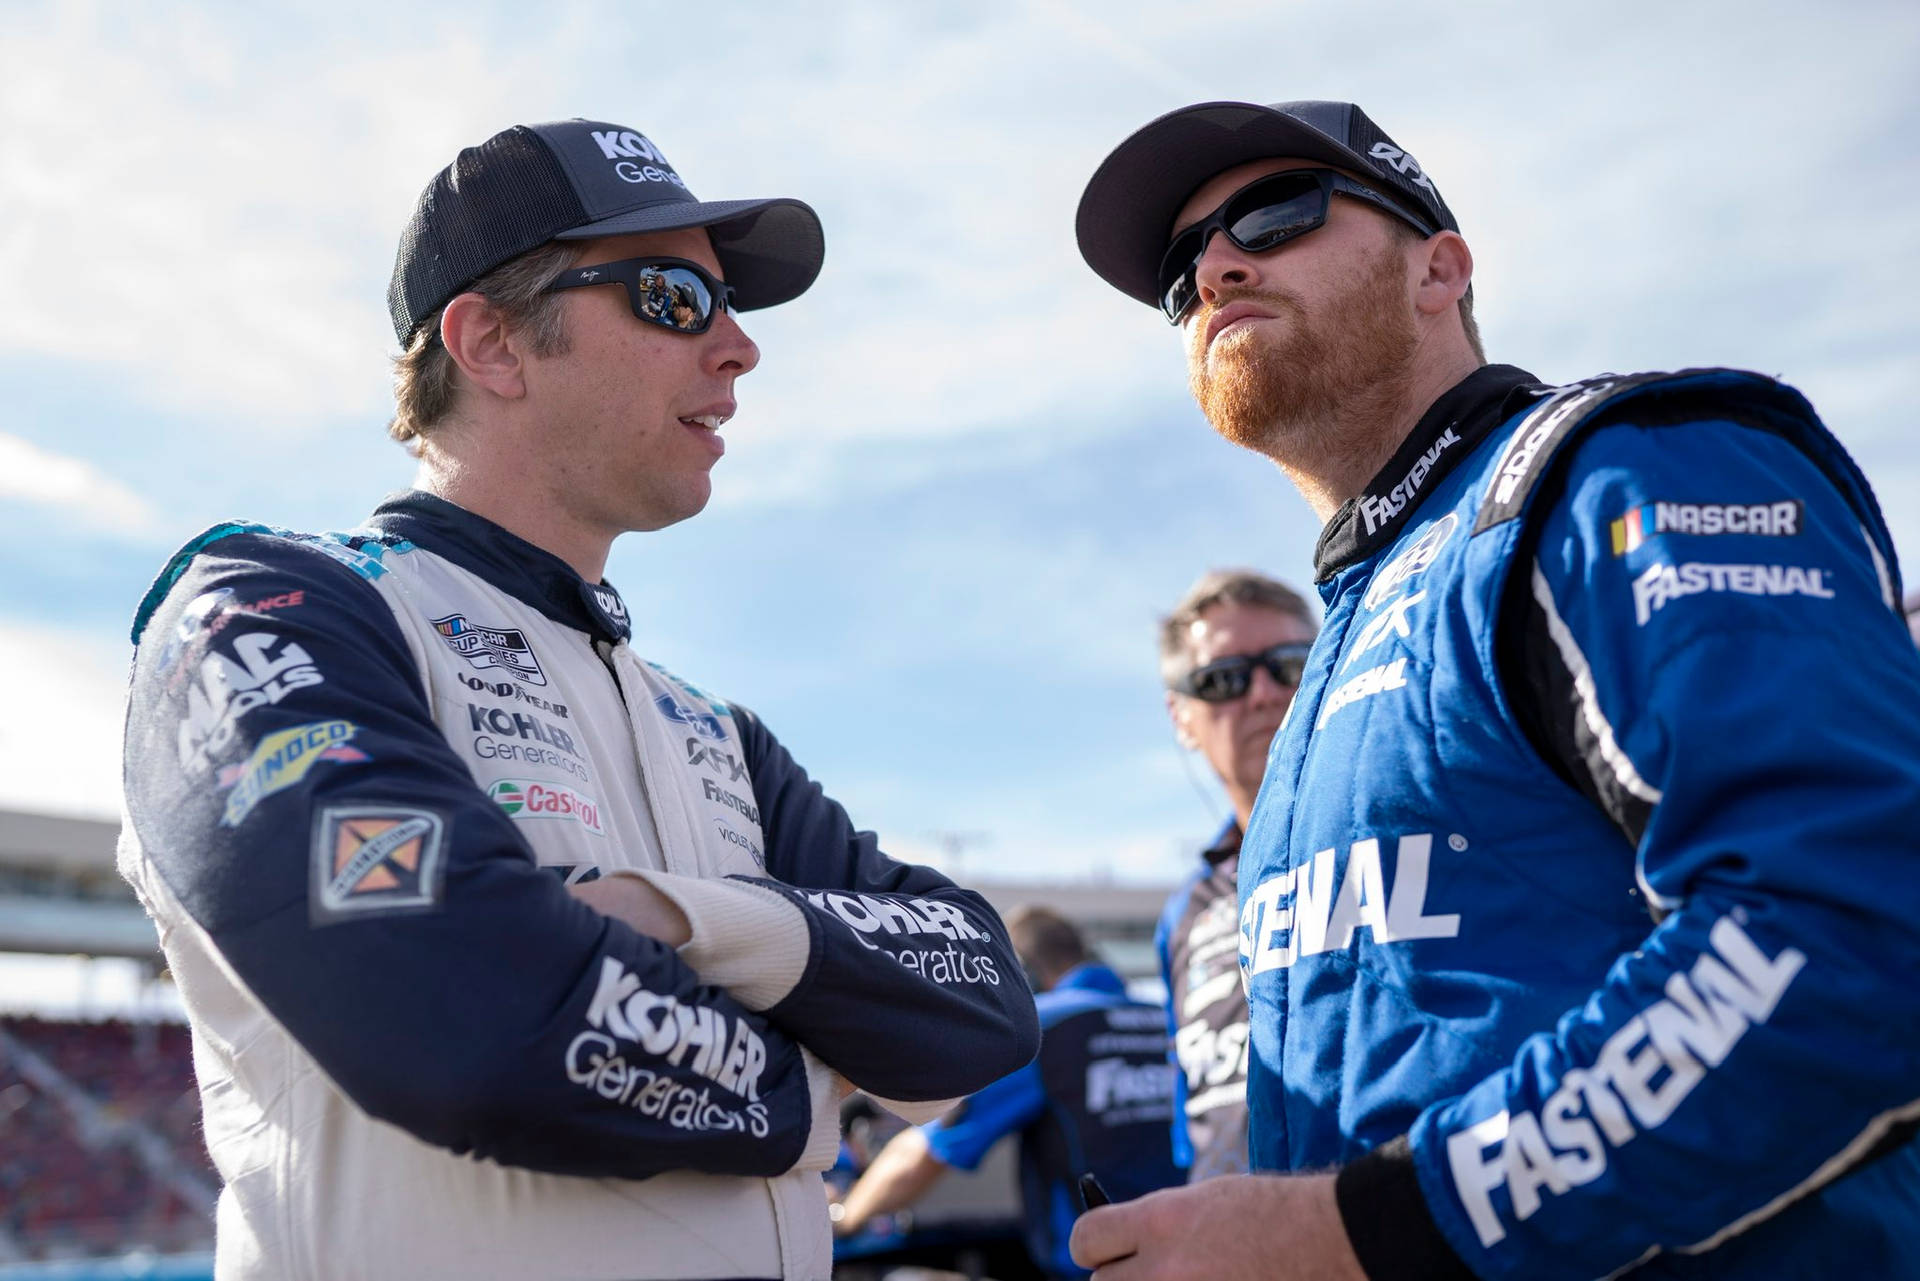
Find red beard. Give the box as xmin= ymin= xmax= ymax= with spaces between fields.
xmin=1187 ymin=241 xmax=1418 ymax=462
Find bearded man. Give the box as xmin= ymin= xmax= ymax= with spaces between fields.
xmin=1067 ymin=99 xmax=1920 ymax=1281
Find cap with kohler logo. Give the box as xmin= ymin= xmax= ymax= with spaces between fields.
xmin=387 ymin=118 xmax=825 ymax=346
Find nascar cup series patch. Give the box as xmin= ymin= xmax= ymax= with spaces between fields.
xmin=310 ymin=805 xmax=447 ymax=924
xmin=431 ymin=613 xmax=548 ymax=686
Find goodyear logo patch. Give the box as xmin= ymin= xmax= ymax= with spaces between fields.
xmin=310 ymin=806 xmax=447 ymax=924
xmin=218 ymin=719 xmax=367 ymax=827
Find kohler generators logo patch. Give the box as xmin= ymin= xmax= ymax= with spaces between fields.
xmin=588 ymin=130 xmax=689 ymax=188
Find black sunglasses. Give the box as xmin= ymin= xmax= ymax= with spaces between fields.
xmin=1171 ymin=642 xmax=1314 ymax=703
xmin=1157 ymin=169 xmax=1438 ymax=324
xmin=544 ymin=257 xmax=738 ymax=334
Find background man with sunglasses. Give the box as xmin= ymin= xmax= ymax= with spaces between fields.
xmin=116 ymin=117 xmax=1039 ymax=1281
xmin=1069 ymin=100 xmax=1920 ymax=1280
xmin=1154 ymin=569 xmax=1317 ymax=1183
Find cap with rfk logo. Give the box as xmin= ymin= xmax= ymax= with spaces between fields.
xmin=387 ymin=118 xmax=825 ymax=345
xmin=1076 ymin=99 xmax=1459 ymax=310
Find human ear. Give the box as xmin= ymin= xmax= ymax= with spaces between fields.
xmin=439 ymin=292 xmax=529 ymax=402
xmin=1414 ymin=231 xmax=1473 ymax=319
xmin=1167 ymin=690 xmax=1199 ymax=750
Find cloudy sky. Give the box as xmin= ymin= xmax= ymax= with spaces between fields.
xmin=3 ymin=0 xmax=1916 ymax=885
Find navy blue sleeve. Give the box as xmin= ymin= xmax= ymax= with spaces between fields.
xmin=124 ymin=532 xmax=830 ymax=1179
xmin=1403 ymin=417 xmax=1920 ymax=1278
xmin=1155 ymin=874 xmax=1196 ymax=1171
xmin=730 ymin=709 xmax=1041 ymax=1102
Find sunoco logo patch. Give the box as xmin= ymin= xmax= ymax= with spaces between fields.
xmin=218 ymin=719 xmax=368 ymax=827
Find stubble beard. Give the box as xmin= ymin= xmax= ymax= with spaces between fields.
xmin=1187 ymin=243 xmax=1419 ymax=471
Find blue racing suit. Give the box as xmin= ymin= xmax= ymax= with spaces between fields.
xmin=1238 ymin=366 xmax=1920 ymax=1279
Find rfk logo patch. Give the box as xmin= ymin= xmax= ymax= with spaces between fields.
xmin=310 ymin=806 xmax=447 ymax=924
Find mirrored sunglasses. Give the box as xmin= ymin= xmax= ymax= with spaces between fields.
xmin=544 ymin=256 xmax=737 ymax=334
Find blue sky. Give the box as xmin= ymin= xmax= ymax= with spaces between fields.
xmin=3 ymin=0 xmax=1916 ymax=883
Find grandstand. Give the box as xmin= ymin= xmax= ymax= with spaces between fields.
xmin=0 ymin=810 xmax=213 ymax=1270
xmin=0 ymin=806 xmax=1172 ymax=1272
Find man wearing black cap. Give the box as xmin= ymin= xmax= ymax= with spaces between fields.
xmin=117 ymin=118 xmax=1038 ymax=1281
xmin=1069 ymin=101 xmax=1920 ymax=1279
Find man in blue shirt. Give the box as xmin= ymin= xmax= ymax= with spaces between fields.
xmin=838 ymin=907 xmax=1182 ymax=1277
xmin=1068 ymin=98 xmax=1920 ymax=1280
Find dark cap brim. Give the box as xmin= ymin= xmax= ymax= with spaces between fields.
xmin=1075 ymin=101 xmax=1380 ymax=308
xmin=555 ymin=196 xmax=824 ymax=312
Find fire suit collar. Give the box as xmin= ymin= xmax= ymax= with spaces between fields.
xmin=365 ymin=490 xmax=633 ymax=644
xmin=1313 ymin=364 xmax=1546 ymax=583
xmin=1203 ymin=817 xmax=1243 ymax=865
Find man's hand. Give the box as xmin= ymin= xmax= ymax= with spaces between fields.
xmin=567 ymin=873 xmax=691 ymax=947
xmin=1069 ymin=1173 xmax=1365 ymax=1281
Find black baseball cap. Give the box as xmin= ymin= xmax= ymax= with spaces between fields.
xmin=1076 ymin=100 xmax=1458 ymax=309
xmin=387 ymin=118 xmax=825 ymax=346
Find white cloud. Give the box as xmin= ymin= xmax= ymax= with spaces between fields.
xmin=7 ymin=0 xmax=1913 ymax=517
xmin=0 ymin=621 xmax=127 ymax=821
xmin=0 ymin=432 xmax=159 ymax=535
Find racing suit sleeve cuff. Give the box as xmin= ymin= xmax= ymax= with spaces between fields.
xmin=1335 ymin=1135 xmax=1477 ymax=1281
xmin=866 ymin=1094 xmax=962 ymax=1126
xmin=796 ymin=1047 xmax=846 ymax=1173
xmin=625 ymin=870 xmax=813 ymax=1010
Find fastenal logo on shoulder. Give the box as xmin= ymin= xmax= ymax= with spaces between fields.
xmin=1631 ymin=560 xmax=1836 ymax=626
